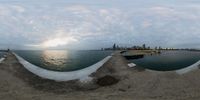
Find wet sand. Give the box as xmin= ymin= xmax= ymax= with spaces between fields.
xmin=0 ymin=52 xmax=200 ymax=100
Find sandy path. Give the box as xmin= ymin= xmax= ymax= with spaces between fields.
xmin=0 ymin=52 xmax=200 ymax=100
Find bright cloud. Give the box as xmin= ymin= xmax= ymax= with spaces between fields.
xmin=41 ymin=37 xmax=78 ymax=48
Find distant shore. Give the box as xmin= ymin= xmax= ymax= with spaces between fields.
xmin=0 ymin=52 xmax=200 ymax=100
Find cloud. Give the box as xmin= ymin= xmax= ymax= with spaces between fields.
xmin=142 ymin=20 xmax=152 ymax=28
xmin=41 ymin=37 xmax=78 ymax=48
xmin=0 ymin=6 xmax=10 ymax=16
xmin=11 ymin=5 xmax=25 ymax=13
xmin=65 ymin=5 xmax=90 ymax=14
xmin=0 ymin=1 xmax=200 ymax=50
xmin=150 ymin=6 xmax=175 ymax=17
xmin=146 ymin=6 xmax=200 ymax=21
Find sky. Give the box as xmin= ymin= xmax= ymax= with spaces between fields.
xmin=0 ymin=0 xmax=200 ymax=50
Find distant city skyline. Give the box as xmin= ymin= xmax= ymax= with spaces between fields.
xmin=0 ymin=0 xmax=200 ymax=50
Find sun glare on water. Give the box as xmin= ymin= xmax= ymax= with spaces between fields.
xmin=42 ymin=37 xmax=77 ymax=48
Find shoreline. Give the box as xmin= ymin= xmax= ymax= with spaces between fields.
xmin=1 ymin=52 xmax=200 ymax=99
xmin=0 ymin=58 xmax=5 ymax=63
xmin=176 ymin=60 xmax=200 ymax=74
xmin=13 ymin=52 xmax=112 ymax=82
xmin=123 ymin=50 xmax=200 ymax=74
xmin=0 ymin=52 xmax=7 ymax=63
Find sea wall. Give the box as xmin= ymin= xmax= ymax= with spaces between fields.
xmin=0 ymin=58 xmax=5 ymax=63
xmin=13 ymin=53 xmax=112 ymax=82
xmin=133 ymin=59 xmax=200 ymax=74
xmin=176 ymin=60 xmax=200 ymax=74
xmin=0 ymin=53 xmax=6 ymax=63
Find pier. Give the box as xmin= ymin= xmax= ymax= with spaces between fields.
xmin=121 ymin=50 xmax=160 ymax=60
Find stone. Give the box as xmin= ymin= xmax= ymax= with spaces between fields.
xmin=96 ymin=75 xmax=119 ymax=86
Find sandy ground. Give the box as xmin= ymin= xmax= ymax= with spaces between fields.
xmin=0 ymin=52 xmax=200 ymax=100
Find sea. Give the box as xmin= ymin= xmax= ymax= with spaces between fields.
xmin=130 ymin=50 xmax=200 ymax=71
xmin=14 ymin=50 xmax=112 ymax=71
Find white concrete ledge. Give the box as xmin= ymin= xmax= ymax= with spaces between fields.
xmin=13 ymin=53 xmax=112 ymax=81
xmin=176 ymin=60 xmax=200 ymax=74
xmin=0 ymin=53 xmax=6 ymax=63
xmin=0 ymin=58 xmax=5 ymax=63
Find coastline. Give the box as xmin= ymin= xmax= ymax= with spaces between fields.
xmin=13 ymin=52 xmax=112 ymax=82
xmin=0 ymin=53 xmax=6 ymax=63
xmin=0 ymin=52 xmax=200 ymax=100
xmin=176 ymin=60 xmax=200 ymax=74
xmin=0 ymin=58 xmax=5 ymax=63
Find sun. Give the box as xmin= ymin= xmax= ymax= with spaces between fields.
xmin=42 ymin=37 xmax=77 ymax=48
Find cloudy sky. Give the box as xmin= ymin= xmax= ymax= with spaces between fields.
xmin=0 ymin=0 xmax=200 ymax=50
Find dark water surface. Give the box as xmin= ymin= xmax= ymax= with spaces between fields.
xmin=0 ymin=52 xmax=5 ymax=58
xmin=14 ymin=50 xmax=112 ymax=71
xmin=130 ymin=51 xmax=200 ymax=71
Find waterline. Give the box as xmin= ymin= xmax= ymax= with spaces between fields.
xmin=13 ymin=52 xmax=112 ymax=81
xmin=176 ymin=60 xmax=200 ymax=74
xmin=0 ymin=58 xmax=5 ymax=63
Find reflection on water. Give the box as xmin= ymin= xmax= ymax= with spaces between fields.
xmin=14 ymin=50 xmax=112 ymax=71
xmin=42 ymin=50 xmax=69 ymax=67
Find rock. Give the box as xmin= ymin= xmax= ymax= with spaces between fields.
xmin=96 ymin=75 xmax=119 ymax=86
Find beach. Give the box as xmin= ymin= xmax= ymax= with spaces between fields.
xmin=0 ymin=52 xmax=200 ymax=100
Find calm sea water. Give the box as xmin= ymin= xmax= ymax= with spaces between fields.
xmin=14 ymin=50 xmax=112 ymax=71
xmin=130 ymin=51 xmax=200 ymax=71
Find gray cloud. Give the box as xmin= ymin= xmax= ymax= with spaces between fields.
xmin=0 ymin=0 xmax=200 ymax=50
